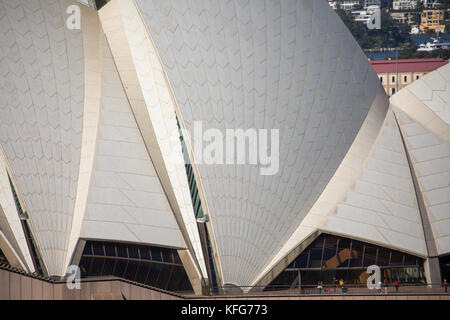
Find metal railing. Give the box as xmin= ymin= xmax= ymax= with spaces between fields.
xmin=200 ymin=283 xmax=450 ymax=297
xmin=2 ymin=263 xmax=448 ymax=299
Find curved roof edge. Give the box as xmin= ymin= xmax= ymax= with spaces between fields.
xmin=251 ymin=85 xmax=391 ymax=289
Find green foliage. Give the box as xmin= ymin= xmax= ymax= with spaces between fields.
xmin=416 ymin=0 xmax=424 ymax=12
xmin=336 ymin=9 xmax=409 ymax=49
xmin=335 ymin=1 xmax=450 ymax=59
xmin=437 ymin=0 xmax=450 ymax=10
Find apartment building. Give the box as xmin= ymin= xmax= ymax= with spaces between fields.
xmin=420 ymin=9 xmax=446 ymax=32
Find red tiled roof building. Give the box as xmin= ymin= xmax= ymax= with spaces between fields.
xmin=370 ymin=58 xmax=449 ymax=96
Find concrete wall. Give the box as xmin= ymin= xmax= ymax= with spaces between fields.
xmin=0 ymin=267 xmax=181 ymax=300
xmin=1 ymin=266 xmax=448 ymax=300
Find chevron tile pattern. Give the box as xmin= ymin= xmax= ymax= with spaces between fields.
xmin=136 ymin=0 xmax=384 ymax=286
xmin=406 ymin=63 xmax=450 ymax=126
xmin=396 ymin=110 xmax=450 ymax=255
xmin=0 ymin=147 xmax=34 ymax=271
xmin=0 ymin=0 xmax=447 ymax=294
xmin=260 ymin=64 xmax=449 ymax=287
xmin=0 ymin=0 xmax=84 ymax=275
xmin=390 ymin=63 xmax=450 ymax=143
xmin=64 ymin=3 xmax=103 ymax=269
xmin=98 ymin=0 xmax=207 ymax=279
xmin=393 ymin=65 xmax=450 ymax=255
xmin=327 ymin=110 xmax=426 ymax=256
xmin=80 ymin=33 xmax=186 ymax=249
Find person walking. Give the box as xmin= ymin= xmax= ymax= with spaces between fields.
xmin=394 ymin=280 xmax=399 ymax=293
xmin=317 ymin=281 xmax=323 ymax=294
xmin=443 ymin=279 xmax=448 ymax=293
xmin=339 ymin=279 xmax=344 ymax=294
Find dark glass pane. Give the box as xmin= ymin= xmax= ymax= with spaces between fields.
xmin=102 ymin=258 xmax=116 ymax=276
xmin=135 ymin=262 xmax=149 ymax=284
xmin=337 ymin=238 xmax=351 ymax=268
xmin=82 ymin=243 xmax=92 ymax=255
xmin=266 ymin=270 xmax=298 ymax=290
xmin=162 ymin=249 xmax=173 ymax=264
xmin=105 ymin=244 xmax=116 ymax=257
xmin=308 ymin=248 xmax=322 ymax=268
xmin=147 ymin=263 xmax=163 ymax=287
xmin=299 ymin=270 xmax=322 ymax=287
xmin=173 ymin=252 xmax=182 ymax=265
xmin=124 ymin=261 xmax=139 ymax=281
xmin=140 ymin=247 xmax=150 ymax=260
xmin=90 ymin=257 xmax=105 ymax=276
xmin=168 ymin=266 xmax=186 ymax=291
xmin=440 ymin=255 xmax=450 ymax=282
xmin=363 ymin=244 xmax=377 ymax=267
xmin=291 ymin=252 xmax=308 ymax=269
xmin=322 ymin=236 xmax=338 ymax=268
xmin=78 ymin=241 xmax=193 ymax=292
xmin=404 ymin=254 xmax=417 ymax=266
xmin=92 ymin=242 xmax=104 ymax=256
xmin=129 ymin=246 xmax=139 ymax=259
xmin=377 ymin=248 xmax=390 ymax=266
xmin=390 ymin=251 xmax=403 ymax=266
xmin=419 ymin=267 xmax=426 ymax=283
xmin=114 ymin=260 xmax=128 ymax=278
xmin=178 ymin=270 xmax=194 ymax=292
xmin=151 ymin=247 xmax=162 ymax=262
xmin=116 ymin=244 xmax=128 ymax=258
xmin=346 ymin=269 xmax=368 ymax=285
xmin=143 ymin=264 xmax=153 ymax=286
xmin=158 ymin=264 xmax=174 ymax=290
xmin=349 ymin=241 xmax=363 ymax=268
xmin=265 ymin=234 xmax=426 ymax=291
xmin=79 ymin=257 xmax=92 ymax=276
xmin=319 ymin=270 xmax=337 ymax=285
xmin=308 ymin=238 xmax=324 ymax=268
xmin=334 ymin=269 xmax=348 ymax=284
xmin=401 ymin=266 xmax=422 ymax=283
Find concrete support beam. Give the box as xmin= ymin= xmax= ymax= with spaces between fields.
xmin=0 ymin=231 xmax=26 ymax=270
xmin=97 ymin=0 xmax=207 ymax=288
xmin=178 ymin=249 xmax=207 ymax=296
xmin=424 ymin=257 xmax=442 ymax=288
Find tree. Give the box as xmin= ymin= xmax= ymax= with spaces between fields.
xmin=437 ymin=0 xmax=450 ymax=10
xmin=336 ymin=8 xmax=412 ymax=50
xmin=416 ymin=0 xmax=424 ymax=11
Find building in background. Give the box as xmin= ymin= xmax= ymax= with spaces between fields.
xmin=0 ymin=0 xmax=449 ymax=299
xmin=353 ymin=5 xmax=382 ymax=24
xmin=390 ymin=11 xmax=416 ymax=25
xmin=420 ymin=9 xmax=446 ymax=33
xmin=340 ymin=0 xmax=362 ymax=10
xmin=365 ymin=0 xmax=381 ymax=7
xmin=422 ymin=0 xmax=442 ymax=9
xmin=371 ymin=58 xmax=449 ymax=96
xmin=393 ymin=0 xmax=418 ymax=11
